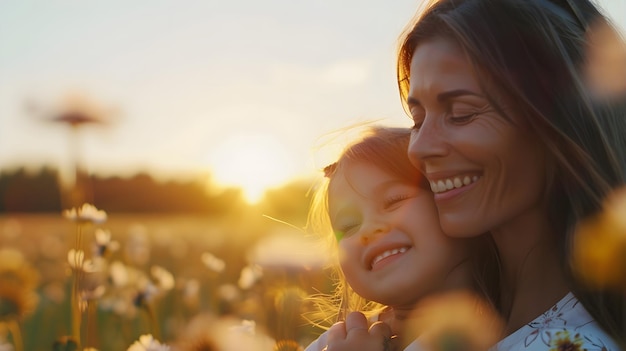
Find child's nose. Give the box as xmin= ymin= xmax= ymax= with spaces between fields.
xmin=359 ymin=221 xmax=390 ymax=245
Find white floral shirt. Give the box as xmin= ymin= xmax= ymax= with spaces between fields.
xmin=492 ymin=292 xmax=620 ymax=351
xmin=307 ymin=293 xmax=620 ymax=351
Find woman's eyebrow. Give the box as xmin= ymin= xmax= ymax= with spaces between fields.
xmin=407 ymin=89 xmax=482 ymax=107
xmin=437 ymin=89 xmax=482 ymax=102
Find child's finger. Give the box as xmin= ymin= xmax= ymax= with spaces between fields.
xmin=368 ymin=321 xmax=392 ymax=339
xmin=344 ymin=311 xmax=369 ymax=335
xmin=326 ymin=321 xmax=347 ymax=343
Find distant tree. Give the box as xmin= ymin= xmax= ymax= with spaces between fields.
xmin=0 ymin=167 xmax=62 ymax=212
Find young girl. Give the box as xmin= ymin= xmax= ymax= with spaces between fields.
xmin=304 ymin=126 xmax=499 ymax=351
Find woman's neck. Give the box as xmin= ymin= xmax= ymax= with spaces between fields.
xmin=490 ymin=208 xmax=569 ymax=335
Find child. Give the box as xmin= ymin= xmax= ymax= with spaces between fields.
xmin=304 ymin=126 xmax=499 ymax=351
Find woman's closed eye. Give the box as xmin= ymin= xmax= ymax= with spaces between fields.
xmin=448 ymin=109 xmax=479 ymax=125
xmin=449 ymin=102 xmax=491 ymax=124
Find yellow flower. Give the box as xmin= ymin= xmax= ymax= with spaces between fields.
xmin=0 ymin=283 xmax=39 ymax=322
xmin=0 ymin=248 xmax=39 ymax=321
xmin=573 ymin=187 xmax=626 ymax=290
xmin=549 ymin=330 xmax=583 ymax=351
xmin=0 ymin=248 xmax=39 ymax=290
xmin=405 ymin=290 xmax=504 ymax=351
xmin=62 ymin=203 xmax=107 ymax=224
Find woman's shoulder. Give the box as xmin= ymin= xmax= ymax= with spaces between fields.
xmin=492 ymin=292 xmax=620 ymax=351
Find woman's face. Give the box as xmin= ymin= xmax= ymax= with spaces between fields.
xmin=406 ymin=37 xmax=548 ymax=238
xmin=328 ymin=161 xmax=470 ymax=307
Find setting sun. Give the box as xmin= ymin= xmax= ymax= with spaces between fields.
xmin=208 ymin=132 xmax=296 ymax=204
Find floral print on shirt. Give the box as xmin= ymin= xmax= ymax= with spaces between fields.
xmin=493 ymin=292 xmax=619 ymax=351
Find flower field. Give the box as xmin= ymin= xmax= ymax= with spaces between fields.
xmin=0 ymin=206 xmax=330 ymax=351
xmin=3 ymin=185 xmax=626 ymax=351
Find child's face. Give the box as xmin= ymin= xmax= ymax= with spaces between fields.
xmin=328 ymin=160 xmax=472 ymax=307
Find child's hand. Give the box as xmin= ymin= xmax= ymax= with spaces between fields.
xmin=323 ymin=311 xmax=399 ymax=351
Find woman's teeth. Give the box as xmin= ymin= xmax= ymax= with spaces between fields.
xmin=430 ymin=175 xmax=480 ymax=193
xmin=371 ymin=247 xmax=408 ymax=267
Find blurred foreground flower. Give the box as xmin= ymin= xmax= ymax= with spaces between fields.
xmin=52 ymin=336 xmax=79 ymax=351
xmin=0 ymin=248 xmax=39 ymax=321
xmin=405 ymin=290 xmax=504 ymax=351
xmin=573 ymin=187 xmax=626 ymax=290
xmin=172 ymin=314 xmax=275 ymax=351
xmin=201 ymin=252 xmax=226 ymax=273
xmin=127 ymin=334 xmax=169 ymax=351
xmin=248 ymin=232 xmax=330 ymax=270
xmin=63 ymin=203 xmax=107 ymax=224
xmin=238 ymin=264 xmax=264 ymax=290
xmin=93 ymin=229 xmax=119 ymax=258
xmin=584 ymin=20 xmax=626 ymax=97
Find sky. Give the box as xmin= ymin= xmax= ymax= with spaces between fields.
xmin=1 ymin=0 xmax=625 ymax=202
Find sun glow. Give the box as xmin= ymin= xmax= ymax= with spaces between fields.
xmin=208 ymin=133 xmax=295 ymax=204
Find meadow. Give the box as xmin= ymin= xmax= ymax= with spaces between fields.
xmin=2 ymin=186 xmax=626 ymax=351
xmin=0 ymin=207 xmax=331 ymax=351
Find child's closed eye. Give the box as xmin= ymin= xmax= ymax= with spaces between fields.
xmin=383 ymin=194 xmax=412 ymax=210
xmin=337 ymin=223 xmax=359 ymax=238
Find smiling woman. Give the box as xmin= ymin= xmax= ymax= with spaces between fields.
xmin=208 ymin=132 xmax=296 ymax=204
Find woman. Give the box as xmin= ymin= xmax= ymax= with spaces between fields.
xmin=396 ymin=0 xmax=626 ymax=349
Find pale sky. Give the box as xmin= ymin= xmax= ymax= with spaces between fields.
xmin=1 ymin=0 xmax=625 ymax=201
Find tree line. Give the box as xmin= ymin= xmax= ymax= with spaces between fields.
xmin=0 ymin=167 xmax=312 ymax=220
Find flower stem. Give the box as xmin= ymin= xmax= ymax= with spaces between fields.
xmin=71 ymin=224 xmax=84 ymax=347
xmin=7 ymin=320 xmax=23 ymax=351
xmin=144 ymin=304 xmax=161 ymax=341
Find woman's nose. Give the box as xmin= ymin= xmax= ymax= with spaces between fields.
xmin=407 ymin=118 xmax=449 ymax=166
